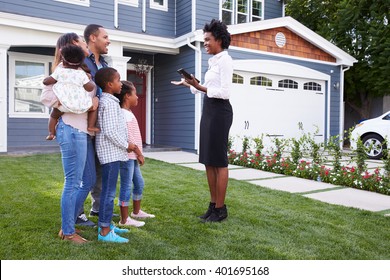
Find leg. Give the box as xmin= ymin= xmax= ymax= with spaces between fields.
xmin=46 ymin=108 xmax=63 ymax=140
xmin=90 ymin=152 xmax=102 ymax=214
xmin=118 ymin=160 xmax=132 ymax=224
xmin=75 ymin=135 xmax=96 ymax=226
xmin=87 ymin=109 xmax=100 ymax=133
xmin=204 ymin=166 xmax=229 ymax=222
xmin=56 ymin=118 xmax=88 ymax=242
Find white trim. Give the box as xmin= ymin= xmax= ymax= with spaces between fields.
xmin=192 ymin=0 xmax=197 ymax=32
xmin=119 ymin=0 xmax=139 ymax=7
xmin=127 ymin=64 xmax=153 ymax=145
xmin=54 ymin=0 xmax=90 ymax=7
xmin=0 ymin=45 xmax=10 ymax=152
xmin=150 ymin=0 xmax=168 ymax=12
xmin=8 ymin=52 xmax=52 ymax=119
xmin=229 ymin=45 xmax=342 ymax=67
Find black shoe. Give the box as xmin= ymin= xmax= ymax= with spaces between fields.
xmin=89 ymin=210 xmax=99 ymax=217
xmin=198 ymin=202 xmax=216 ymax=220
xmin=76 ymin=213 xmax=96 ymax=227
xmin=204 ymin=205 xmax=228 ymax=222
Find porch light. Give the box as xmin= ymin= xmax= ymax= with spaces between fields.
xmin=134 ymin=58 xmax=151 ymax=75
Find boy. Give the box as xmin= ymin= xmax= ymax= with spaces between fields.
xmin=94 ymin=67 xmax=134 ymax=243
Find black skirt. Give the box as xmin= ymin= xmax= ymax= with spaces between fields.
xmin=199 ymin=94 xmax=233 ymax=167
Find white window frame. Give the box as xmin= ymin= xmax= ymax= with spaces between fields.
xmin=8 ymin=52 xmax=52 ymax=119
xmin=220 ymin=0 xmax=264 ymax=24
xmin=150 ymin=0 xmax=168 ymax=12
xmin=119 ymin=0 xmax=139 ymax=7
xmin=54 ymin=0 xmax=90 ymax=7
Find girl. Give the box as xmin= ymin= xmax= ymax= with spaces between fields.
xmin=115 ymin=81 xmax=155 ymax=228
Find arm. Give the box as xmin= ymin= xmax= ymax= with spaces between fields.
xmin=43 ymin=76 xmax=57 ymax=86
xmin=83 ymin=80 xmax=96 ymax=92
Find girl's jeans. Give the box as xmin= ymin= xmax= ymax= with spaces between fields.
xmin=56 ymin=118 xmax=96 ymax=235
xmin=118 ymin=159 xmax=145 ymax=206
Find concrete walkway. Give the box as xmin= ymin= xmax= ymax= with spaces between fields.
xmin=145 ymin=151 xmax=390 ymax=215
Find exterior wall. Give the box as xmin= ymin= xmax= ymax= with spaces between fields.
xmin=153 ymin=46 xmax=196 ymax=150
xmin=231 ymin=27 xmax=336 ymax=63
xmin=264 ymin=0 xmax=284 ymax=19
xmin=196 ymin=0 xmax=219 ymax=30
xmin=176 ymin=0 xmax=193 ymax=36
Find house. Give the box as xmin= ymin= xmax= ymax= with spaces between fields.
xmin=0 ymin=0 xmax=356 ymax=153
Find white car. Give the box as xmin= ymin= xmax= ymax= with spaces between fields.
xmin=350 ymin=111 xmax=390 ymax=159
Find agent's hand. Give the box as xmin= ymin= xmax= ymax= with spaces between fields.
xmin=171 ymin=78 xmax=190 ymax=87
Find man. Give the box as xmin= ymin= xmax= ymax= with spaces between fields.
xmin=76 ymin=24 xmax=110 ymax=226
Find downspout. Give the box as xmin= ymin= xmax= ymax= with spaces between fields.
xmin=192 ymin=0 xmax=196 ymax=32
xmin=340 ymin=66 xmax=350 ymax=148
xmin=187 ymin=37 xmax=202 ymax=153
xmin=142 ymin=0 xmax=146 ymax=32
xmin=114 ymin=0 xmax=119 ymax=29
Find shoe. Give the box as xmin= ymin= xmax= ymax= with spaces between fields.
xmin=62 ymin=233 xmax=89 ymax=244
xmin=89 ymin=210 xmax=99 ymax=217
xmin=76 ymin=213 xmax=96 ymax=227
xmin=119 ymin=217 xmax=145 ymax=227
xmin=98 ymin=230 xmax=128 ymax=243
xmin=98 ymin=224 xmax=129 ymax=234
xmin=90 ymin=210 xmax=118 ymax=217
xmin=131 ymin=210 xmax=155 ymax=219
xmin=198 ymin=202 xmax=216 ymax=220
xmin=204 ymin=205 xmax=228 ymax=222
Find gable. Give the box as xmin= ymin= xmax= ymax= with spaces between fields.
xmin=231 ymin=27 xmax=336 ymax=63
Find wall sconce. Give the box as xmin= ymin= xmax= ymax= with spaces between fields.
xmin=333 ymin=81 xmax=340 ymax=90
xmin=134 ymin=58 xmax=151 ymax=76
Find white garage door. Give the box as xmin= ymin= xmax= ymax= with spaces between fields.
xmin=229 ymin=69 xmax=326 ymax=152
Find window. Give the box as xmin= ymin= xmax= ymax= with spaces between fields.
xmin=250 ymin=76 xmax=272 ymax=87
xmin=221 ymin=0 xmax=263 ymax=25
xmin=119 ymin=0 xmax=139 ymax=7
xmin=278 ymin=79 xmax=298 ymax=89
xmin=150 ymin=0 xmax=168 ymax=11
xmin=8 ymin=52 xmax=52 ymax=118
xmin=54 ymin=0 xmax=90 ymax=7
xmin=232 ymin=73 xmax=244 ymax=84
xmin=304 ymin=82 xmax=321 ymax=91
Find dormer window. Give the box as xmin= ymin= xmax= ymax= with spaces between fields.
xmin=221 ymin=0 xmax=263 ymax=25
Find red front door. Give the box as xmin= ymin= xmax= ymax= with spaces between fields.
xmin=127 ymin=70 xmax=146 ymax=143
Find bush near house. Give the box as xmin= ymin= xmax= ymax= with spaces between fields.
xmin=228 ymin=132 xmax=390 ymax=196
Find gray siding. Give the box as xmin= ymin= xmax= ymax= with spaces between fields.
xmin=176 ymin=0 xmax=192 ymax=36
xmin=196 ymin=0 xmax=219 ymax=30
xmin=153 ymin=47 xmax=196 ymax=150
xmin=264 ymin=0 xmax=284 ymax=20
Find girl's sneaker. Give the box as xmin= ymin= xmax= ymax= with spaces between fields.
xmin=119 ymin=217 xmax=145 ymax=227
xmin=98 ymin=230 xmax=128 ymax=243
xmin=131 ymin=210 xmax=155 ymax=219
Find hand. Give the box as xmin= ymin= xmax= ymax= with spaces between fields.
xmin=171 ymin=78 xmax=190 ymax=87
xmin=127 ymin=143 xmax=136 ymax=153
xmin=137 ymin=155 xmax=145 ymax=166
xmin=184 ymin=75 xmax=199 ymax=87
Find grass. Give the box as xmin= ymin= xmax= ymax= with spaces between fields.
xmin=0 ymin=153 xmax=390 ymax=260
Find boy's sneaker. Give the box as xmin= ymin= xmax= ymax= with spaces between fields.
xmin=76 ymin=213 xmax=96 ymax=227
xmin=131 ymin=210 xmax=155 ymax=219
xmin=119 ymin=217 xmax=145 ymax=227
xmin=98 ymin=230 xmax=128 ymax=243
xmin=98 ymin=224 xmax=129 ymax=235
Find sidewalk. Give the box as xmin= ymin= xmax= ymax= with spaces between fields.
xmin=144 ymin=151 xmax=390 ymax=216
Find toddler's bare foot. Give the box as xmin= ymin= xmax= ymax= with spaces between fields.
xmin=88 ymin=127 xmax=100 ymax=133
xmin=46 ymin=134 xmax=56 ymax=140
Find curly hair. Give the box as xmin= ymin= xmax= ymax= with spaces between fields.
xmin=114 ymin=81 xmax=136 ymax=106
xmin=203 ymin=19 xmax=231 ymax=49
xmin=60 ymin=45 xmax=85 ymax=67
xmin=95 ymin=67 xmax=118 ymax=91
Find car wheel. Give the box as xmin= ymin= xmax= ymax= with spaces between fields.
xmin=361 ymin=134 xmax=386 ymax=160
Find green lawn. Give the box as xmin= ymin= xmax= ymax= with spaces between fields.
xmin=0 ymin=153 xmax=389 ymax=260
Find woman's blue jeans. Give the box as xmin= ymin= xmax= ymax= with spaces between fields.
xmin=118 ymin=160 xmax=145 ymax=206
xmin=56 ymin=118 xmax=96 ymax=235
